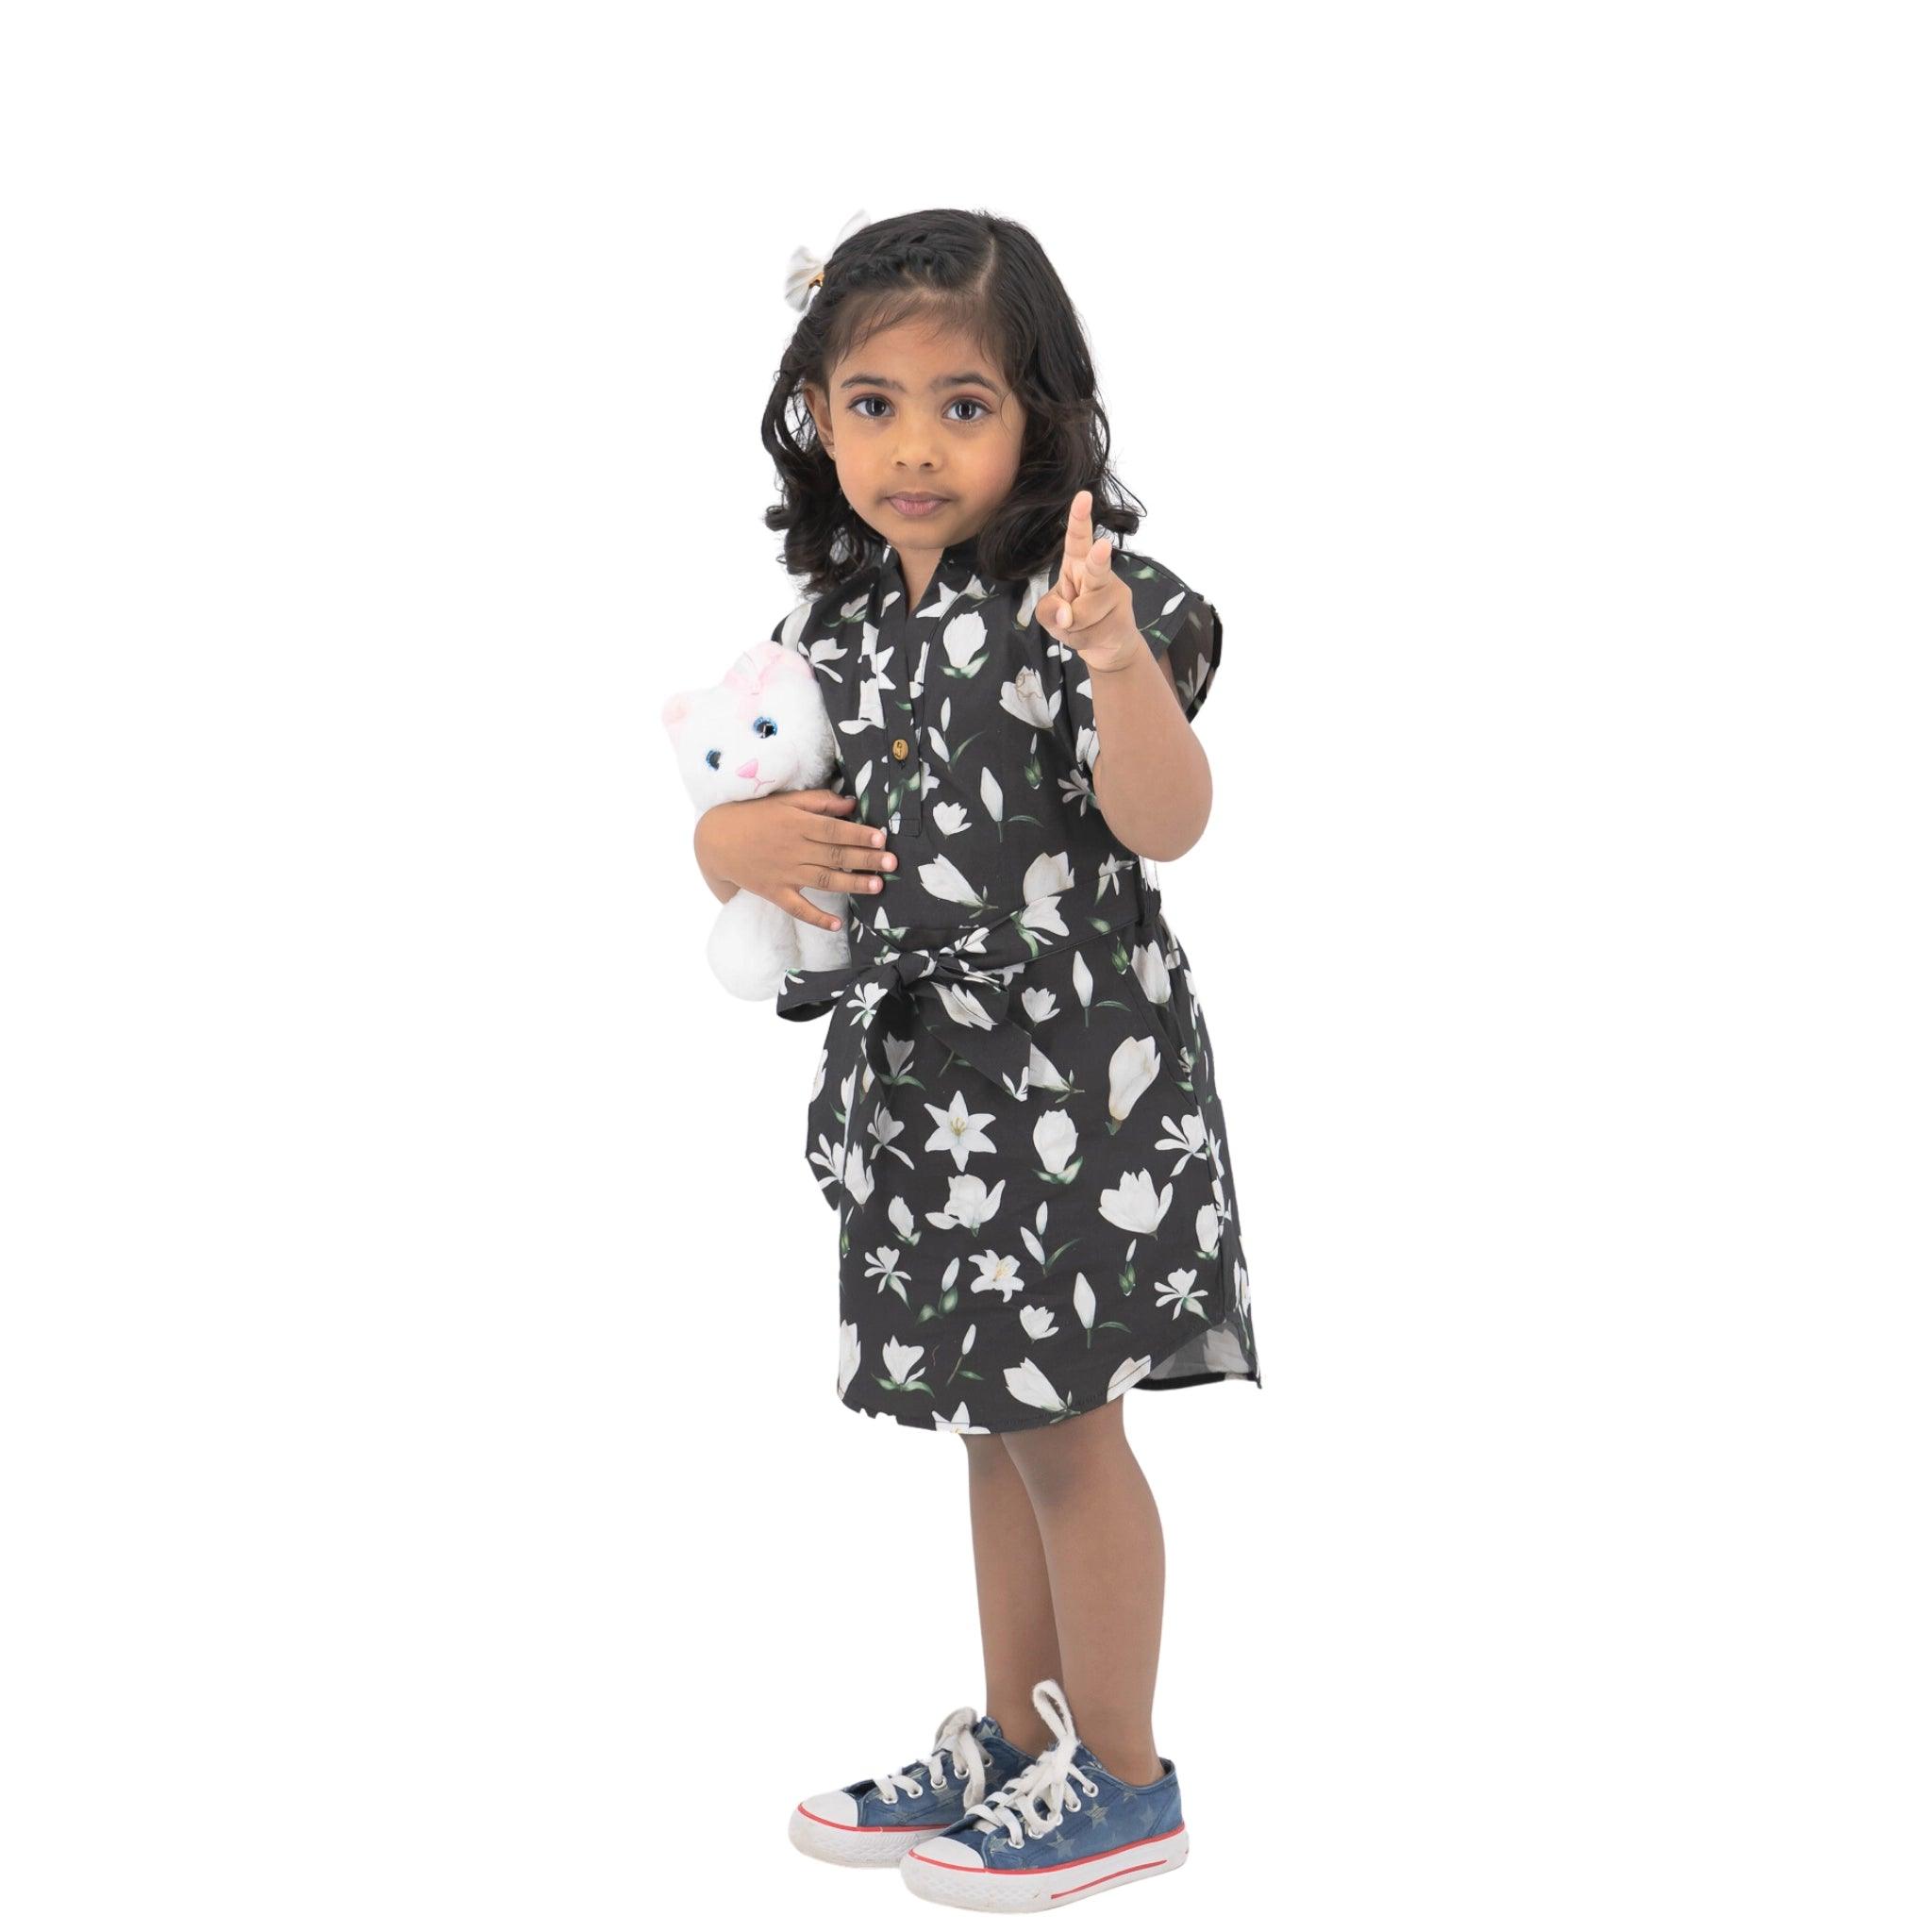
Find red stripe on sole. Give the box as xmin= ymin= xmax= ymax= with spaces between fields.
xmin=907 ymin=1821 xmax=1188 ymax=1875
xmin=1052 ymin=1857 xmax=1168 ymax=1898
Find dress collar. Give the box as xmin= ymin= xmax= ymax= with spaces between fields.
xmin=879 ymin=529 xmax=984 ymax=612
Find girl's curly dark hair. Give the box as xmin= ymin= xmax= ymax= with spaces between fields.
xmin=761 ymin=208 xmax=1147 ymax=599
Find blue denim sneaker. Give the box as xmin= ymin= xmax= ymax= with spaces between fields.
xmin=901 ymin=1681 xmax=1188 ymax=1911
xmin=789 ymin=1706 xmax=1039 ymax=1868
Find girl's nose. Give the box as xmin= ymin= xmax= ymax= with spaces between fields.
xmin=736 ymin=757 xmax=760 ymax=780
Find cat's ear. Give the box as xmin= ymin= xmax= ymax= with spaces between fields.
xmin=724 ymin=639 xmax=808 ymax=692
xmin=660 ymin=689 xmax=693 ymax=733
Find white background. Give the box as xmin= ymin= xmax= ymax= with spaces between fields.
xmin=4 ymin=5 xmax=1926 ymax=1927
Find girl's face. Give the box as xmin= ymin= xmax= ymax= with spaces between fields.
xmin=805 ymin=317 xmax=1026 ymax=570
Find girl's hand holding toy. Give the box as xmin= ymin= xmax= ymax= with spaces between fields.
xmin=697 ymin=789 xmax=892 ymax=935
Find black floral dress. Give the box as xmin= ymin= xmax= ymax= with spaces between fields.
xmin=768 ymin=530 xmax=1260 ymax=1436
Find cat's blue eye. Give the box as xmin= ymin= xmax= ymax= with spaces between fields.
xmin=705 ymin=748 xmax=722 ymax=770
xmin=753 ymin=715 xmax=777 ymax=738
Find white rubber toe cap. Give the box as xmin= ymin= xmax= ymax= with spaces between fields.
xmin=796 ymin=1790 xmax=859 ymax=1826
xmin=913 ymin=1834 xmax=986 ymax=1870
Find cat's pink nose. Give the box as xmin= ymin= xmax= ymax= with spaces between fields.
xmin=736 ymin=758 xmax=759 ymax=780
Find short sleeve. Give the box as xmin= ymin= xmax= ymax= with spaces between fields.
xmin=1052 ymin=554 xmax=1222 ymax=781
xmin=770 ymin=598 xmax=810 ymax=654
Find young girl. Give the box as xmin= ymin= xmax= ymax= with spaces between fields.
xmin=691 ymin=208 xmax=1260 ymax=1913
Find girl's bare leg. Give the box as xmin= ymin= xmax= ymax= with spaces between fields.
xmin=997 ymin=1397 xmax=1166 ymax=1786
xmin=960 ymin=1433 xmax=1063 ymax=1758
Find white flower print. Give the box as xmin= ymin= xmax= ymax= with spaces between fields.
xmin=1155 ymin=1109 xmax=1208 ymax=1173
xmin=841 ymin=1142 xmax=876 ymax=1205
xmin=961 ymin=1323 xmax=976 ymax=1355
xmin=1132 ymin=941 xmax=1173 ymax=1005
xmin=967 ymin=1250 xmax=1026 ymax=1301
xmin=919 ymin=852 xmax=991 ymax=909
xmin=933 ymin=981 xmax=998 ymax=1031
xmin=847 ymin=980 xmax=892 ymax=1025
xmin=1099 ymin=1167 xmax=1174 ymax=1234
xmin=933 ymin=1402 xmax=988 ymax=1434
xmin=1018 ymin=851 xmax=1073 ymax=941
xmin=1023 ymin=850 xmax=1074 ymax=905
xmin=1019 ymin=1198 xmax=1052 ymax=1268
xmin=864 ymin=1245 xmax=910 ymax=1304
xmin=1020 ymin=1304 xmax=1058 ymax=1341
xmin=941 ymin=608 xmax=989 ymax=671
xmin=1032 ymin=1110 xmax=1079 ymax=1177
xmin=888 ymin=1195 xmax=917 ymax=1241
xmin=837 ymin=1322 xmax=861 ymax=1399
xmin=1194 ymin=1204 xmax=1222 ymax=1257
xmin=1021 ymin=986 xmax=1060 ymax=1024
xmin=1108 ymin=1357 xmax=1153 ymax=1402
xmin=931 ymin=799 xmax=972 ymax=838
xmin=863 ymin=1101 xmax=915 ymax=1168
xmin=999 ymin=665 xmax=1060 ymax=730
xmin=1074 ymin=1274 xmax=1097 ymax=1331
xmin=1024 ymin=1042 xmax=1071 ymax=1096
xmin=1108 ymin=1034 xmax=1162 ymax=1123
xmin=1005 ymin=1357 xmax=1072 ymax=1414
xmin=844 ymin=674 xmax=887 ymax=732
xmin=879 ymin=1338 xmax=927 ymax=1391
xmin=1072 ymin=951 xmax=1094 ymax=1010
xmin=808 ymin=1132 xmax=844 ymax=1191
xmin=924 ymin=1173 xmax=1007 ymax=1232
xmin=980 ymin=765 xmax=1003 ymax=828
xmin=924 ymin=1090 xmax=997 ymax=1171
xmin=1154 ymin=1268 xmax=1206 ymax=1320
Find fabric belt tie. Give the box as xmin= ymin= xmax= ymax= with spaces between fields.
xmin=774 ymin=869 xmax=1162 ymax=1116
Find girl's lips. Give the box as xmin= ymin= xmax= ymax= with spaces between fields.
xmin=889 ymin=494 xmax=948 ymax=517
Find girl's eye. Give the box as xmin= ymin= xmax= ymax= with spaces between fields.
xmin=705 ymin=748 xmax=722 ymax=770
xmin=753 ymin=715 xmax=777 ymax=738
xmin=851 ymin=395 xmax=992 ymax=423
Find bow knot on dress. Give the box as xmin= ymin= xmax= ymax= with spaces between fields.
xmin=776 ymin=875 xmax=1156 ymax=1114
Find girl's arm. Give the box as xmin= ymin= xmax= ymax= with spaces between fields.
xmin=693 ymin=808 xmax=739 ymax=905
xmin=691 ymin=791 xmax=894 ymax=930
xmin=1036 ymin=491 xmax=1215 ymax=861
xmin=1083 ymin=642 xmax=1213 ymax=860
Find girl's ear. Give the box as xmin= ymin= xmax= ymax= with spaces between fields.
xmin=660 ymin=690 xmax=692 ymax=732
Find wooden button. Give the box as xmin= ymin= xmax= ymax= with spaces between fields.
xmin=891 ymin=736 xmax=910 ymax=760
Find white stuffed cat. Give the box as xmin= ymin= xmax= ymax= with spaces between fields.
xmin=662 ymin=638 xmax=852 ymax=999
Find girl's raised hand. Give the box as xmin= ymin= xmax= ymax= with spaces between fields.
xmin=694 ymin=789 xmax=894 ymax=932
xmin=1036 ymin=488 xmax=1143 ymax=674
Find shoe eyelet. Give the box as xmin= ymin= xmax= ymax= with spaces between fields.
xmin=908 ymin=1783 xmax=923 ymax=1796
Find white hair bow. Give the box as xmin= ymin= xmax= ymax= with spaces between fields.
xmin=783 ymin=207 xmax=871 ymax=312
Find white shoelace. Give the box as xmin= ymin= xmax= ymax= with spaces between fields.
xmin=873 ymin=1705 xmax=993 ymax=1810
xmin=961 ymin=1681 xmax=1098 ymax=1849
